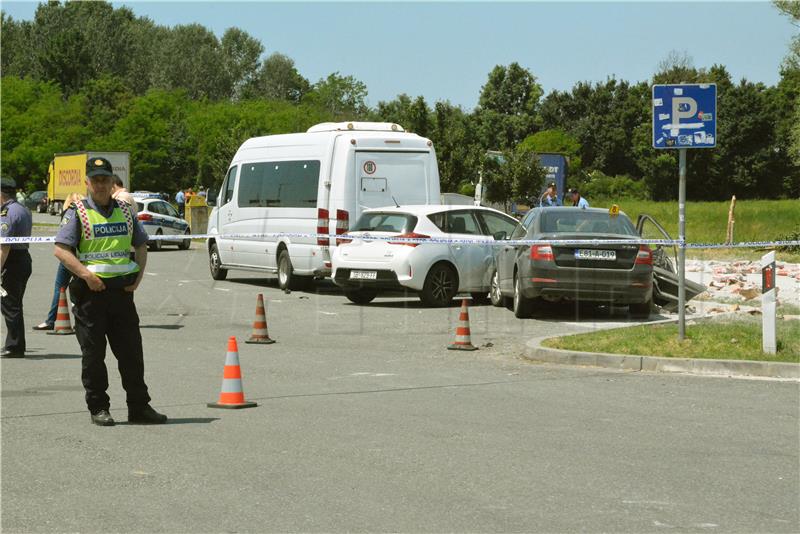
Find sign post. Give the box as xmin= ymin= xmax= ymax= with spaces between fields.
xmin=761 ymin=251 xmax=777 ymax=354
xmin=653 ymin=84 xmax=717 ymax=341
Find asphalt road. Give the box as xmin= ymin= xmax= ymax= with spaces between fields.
xmin=2 ymin=235 xmax=799 ymax=533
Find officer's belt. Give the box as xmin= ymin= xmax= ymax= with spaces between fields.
xmin=85 ymin=263 xmax=139 ymax=274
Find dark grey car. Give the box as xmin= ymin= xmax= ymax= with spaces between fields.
xmin=492 ymin=207 xmax=661 ymax=318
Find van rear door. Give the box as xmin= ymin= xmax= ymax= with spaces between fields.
xmin=355 ymin=151 xmax=434 ymax=210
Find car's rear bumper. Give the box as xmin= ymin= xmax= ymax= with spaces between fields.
xmin=520 ymin=265 xmax=653 ymax=304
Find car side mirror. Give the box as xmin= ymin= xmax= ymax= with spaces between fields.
xmin=493 ymin=230 xmax=507 ymax=241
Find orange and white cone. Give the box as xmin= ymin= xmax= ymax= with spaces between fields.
xmin=47 ymin=287 xmax=75 ymax=336
xmin=245 ymin=294 xmax=275 ymax=344
xmin=208 ymin=336 xmax=258 ymax=409
xmin=448 ymin=299 xmax=478 ymax=351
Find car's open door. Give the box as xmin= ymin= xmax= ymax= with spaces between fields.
xmin=636 ymin=214 xmax=705 ymax=311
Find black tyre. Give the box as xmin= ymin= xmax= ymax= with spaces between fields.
xmin=489 ymin=269 xmax=505 ymax=307
xmin=419 ymin=263 xmax=458 ymax=307
xmin=178 ymin=229 xmax=191 ymax=250
xmin=277 ymin=249 xmax=311 ymax=291
xmin=148 ymin=230 xmax=163 ymax=251
xmin=629 ymin=299 xmax=653 ymax=319
xmin=513 ymin=270 xmax=533 ymax=319
xmin=344 ymin=287 xmax=378 ymax=304
xmin=209 ymin=242 xmax=227 ymax=281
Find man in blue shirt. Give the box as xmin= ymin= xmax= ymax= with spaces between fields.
xmin=175 ymin=189 xmax=185 ymax=218
xmin=569 ymin=188 xmax=590 ymax=209
xmin=540 ymin=182 xmax=562 ymax=207
xmin=1 ymin=177 xmax=33 ymax=358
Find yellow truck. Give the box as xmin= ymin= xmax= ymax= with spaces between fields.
xmin=46 ymin=151 xmax=130 ymax=214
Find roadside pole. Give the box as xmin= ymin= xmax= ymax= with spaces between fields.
xmin=761 ymin=251 xmax=777 ymax=354
xmin=678 ymin=148 xmax=687 ymax=340
xmin=652 ymin=83 xmax=716 ymax=343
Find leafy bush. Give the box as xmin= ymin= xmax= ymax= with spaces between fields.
xmin=579 ymin=171 xmax=650 ymax=201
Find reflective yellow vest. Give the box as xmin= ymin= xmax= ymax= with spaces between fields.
xmin=74 ymin=199 xmax=140 ymax=278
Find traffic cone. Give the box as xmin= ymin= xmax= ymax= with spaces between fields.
xmin=47 ymin=287 xmax=75 ymax=336
xmin=208 ymin=336 xmax=257 ymax=409
xmin=245 ymin=294 xmax=275 ymax=344
xmin=447 ymin=298 xmax=478 ymax=351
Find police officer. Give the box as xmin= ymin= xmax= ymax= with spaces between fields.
xmin=1 ymin=177 xmax=33 ymax=358
xmin=569 ymin=188 xmax=590 ymax=209
xmin=54 ymin=157 xmax=167 ymax=426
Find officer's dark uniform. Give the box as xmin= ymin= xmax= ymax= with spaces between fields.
xmin=55 ymin=158 xmax=166 ymax=426
xmin=1 ymin=177 xmax=33 ymax=358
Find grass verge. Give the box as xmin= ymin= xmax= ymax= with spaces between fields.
xmin=542 ymin=315 xmax=799 ymax=363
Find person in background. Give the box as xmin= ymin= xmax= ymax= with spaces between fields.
xmin=175 ymin=189 xmax=185 ymax=218
xmin=111 ymin=174 xmax=136 ymax=215
xmin=198 ymin=186 xmax=207 ymax=199
xmin=54 ymin=157 xmax=166 ymax=426
xmin=1 ymin=177 xmax=33 ymax=358
xmin=539 ymin=182 xmax=561 ymax=207
xmin=16 ymin=188 xmax=26 ymax=204
xmin=34 ymin=192 xmax=85 ymax=331
xmin=569 ymin=188 xmax=590 ymax=209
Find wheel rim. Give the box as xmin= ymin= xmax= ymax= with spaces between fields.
xmin=278 ymin=257 xmax=288 ymax=285
xmin=210 ymin=249 xmax=220 ymax=274
xmin=491 ymin=271 xmax=501 ymax=302
xmin=430 ymin=268 xmax=454 ymax=303
xmin=514 ymin=275 xmax=520 ymax=311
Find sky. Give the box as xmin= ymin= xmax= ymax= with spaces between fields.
xmin=2 ymin=1 xmax=796 ymax=110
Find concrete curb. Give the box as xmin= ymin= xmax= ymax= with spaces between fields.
xmin=525 ymin=336 xmax=800 ymax=380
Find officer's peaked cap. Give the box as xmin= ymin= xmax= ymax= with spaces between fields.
xmin=0 ymin=177 xmax=17 ymax=192
xmin=86 ymin=157 xmax=114 ymax=178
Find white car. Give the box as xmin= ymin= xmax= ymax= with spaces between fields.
xmin=332 ymin=205 xmax=521 ymax=306
xmin=133 ymin=193 xmax=192 ymax=251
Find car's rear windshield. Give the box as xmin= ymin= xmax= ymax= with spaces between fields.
xmin=352 ymin=212 xmax=418 ymax=233
xmin=540 ymin=210 xmax=637 ymax=236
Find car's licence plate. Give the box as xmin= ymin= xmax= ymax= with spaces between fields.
xmin=349 ymin=270 xmax=377 ymax=280
xmin=575 ymin=249 xmax=616 ymax=261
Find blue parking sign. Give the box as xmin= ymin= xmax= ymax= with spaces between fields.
xmin=652 ymin=84 xmax=716 ymax=149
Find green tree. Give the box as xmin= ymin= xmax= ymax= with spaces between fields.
xmin=105 ymin=89 xmax=196 ymax=191
xmin=0 ymin=77 xmax=88 ymax=191
xmin=429 ymin=101 xmax=482 ymax=193
xmin=221 ymin=27 xmax=264 ymax=100
xmin=371 ymin=94 xmax=432 ymax=137
xmin=244 ymin=52 xmax=310 ymax=103
xmin=518 ymin=129 xmax=583 ymax=171
xmin=481 ymin=147 xmax=545 ymax=209
xmin=304 ymin=72 xmax=368 ymax=119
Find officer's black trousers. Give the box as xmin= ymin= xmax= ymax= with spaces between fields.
xmin=1 ymin=250 xmax=32 ymax=353
xmin=69 ymin=279 xmax=151 ymax=412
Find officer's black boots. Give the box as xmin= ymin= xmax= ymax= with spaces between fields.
xmin=128 ymin=405 xmax=167 ymax=424
xmin=90 ymin=410 xmax=115 ymax=426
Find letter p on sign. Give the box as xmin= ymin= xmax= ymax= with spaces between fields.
xmin=671 ymin=97 xmax=697 ymax=135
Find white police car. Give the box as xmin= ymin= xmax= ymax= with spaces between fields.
xmin=133 ymin=192 xmax=191 ymax=251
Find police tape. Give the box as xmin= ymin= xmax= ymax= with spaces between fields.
xmin=1 ymin=232 xmax=799 ymax=249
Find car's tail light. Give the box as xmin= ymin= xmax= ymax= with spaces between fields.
xmin=317 ymin=208 xmax=329 ymax=246
xmin=336 ymin=209 xmax=350 ymax=245
xmin=388 ymin=232 xmax=430 ymax=247
xmin=137 ymin=213 xmax=152 ymax=221
xmin=530 ymin=244 xmax=554 ymax=261
xmin=634 ymin=245 xmax=653 ymax=265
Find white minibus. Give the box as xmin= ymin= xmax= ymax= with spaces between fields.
xmin=206 ymin=122 xmax=441 ymax=289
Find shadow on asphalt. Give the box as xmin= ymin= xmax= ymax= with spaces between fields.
xmin=140 ymin=324 xmax=185 ymax=330
xmin=21 ymin=353 xmax=81 ymax=360
xmin=114 ymin=417 xmax=220 ymax=426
